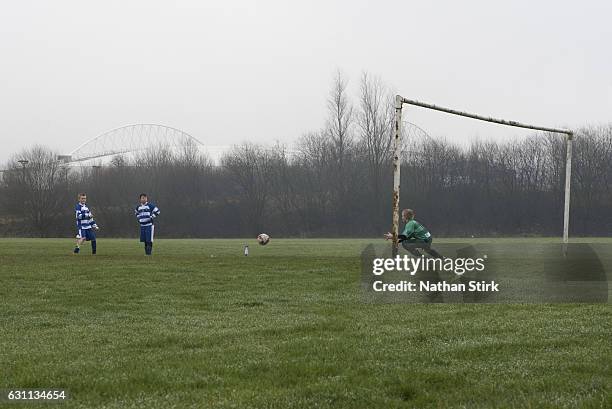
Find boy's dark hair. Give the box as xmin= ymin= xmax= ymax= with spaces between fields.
xmin=139 ymin=193 xmax=148 ymax=199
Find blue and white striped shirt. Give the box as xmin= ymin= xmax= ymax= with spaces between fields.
xmin=135 ymin=202 xmax=160 ymax=227
xmin=75 ymin=203 xmax=97 ymax=230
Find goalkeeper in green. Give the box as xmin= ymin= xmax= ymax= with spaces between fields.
xmin=385 ymin=209 xmax=443 ymax=258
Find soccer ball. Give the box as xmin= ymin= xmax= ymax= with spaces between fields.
xmin=257 ymin=233 xmax=270 ymax=245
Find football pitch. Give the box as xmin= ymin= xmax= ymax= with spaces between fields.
xmin=0 ymin=238 xmax=610 ymax=408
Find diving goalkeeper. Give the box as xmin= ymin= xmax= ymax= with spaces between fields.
xmin=384 ymin=208 xmax=443 ymax=258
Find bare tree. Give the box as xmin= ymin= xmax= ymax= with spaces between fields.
xmin=295 ymin=132 xmax=334 ymax=233
xmin=222 ymin=144 xmax=273 ymax=234
xmin=3 ymin=146 xmax=67 ymax=236
xmin=324 ymin=71 xmax=359 ymax=230
xmin=357 ymin=72 xmax=394 ymax=226
xmin=326 ymin=70 xmax=354 ymax=165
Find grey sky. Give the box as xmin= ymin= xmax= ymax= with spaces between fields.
xmin=1 ymin=0 xmax=610 ymax=165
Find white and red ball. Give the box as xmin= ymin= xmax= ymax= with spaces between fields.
xmin=257 ymin=233 xmax=270 ymax=245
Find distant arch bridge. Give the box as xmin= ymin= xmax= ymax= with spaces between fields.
xmin=59 ymin=124 xmax=204 ymax=164
xmin=55 ymin=122 xmax=431 ymax=166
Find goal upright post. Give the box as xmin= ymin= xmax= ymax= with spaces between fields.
xmin=563 ymin=134 xmax=573 ymax=244
xmin=391 ymin=95 xmax=403 ymax=256
xmin=391 ymin=95 xmax=574 ymax=249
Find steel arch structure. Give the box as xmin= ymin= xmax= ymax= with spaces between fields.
xmin=397 ymin=121 xmax=432 ymax=156
xmin=62 ymin=124 xmax=204 ymax=163
xmin=402 ymin=121 xmax=431 ymax=145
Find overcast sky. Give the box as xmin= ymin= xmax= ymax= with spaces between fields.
xmin=1 ymin=0 xmax=610 ymax=165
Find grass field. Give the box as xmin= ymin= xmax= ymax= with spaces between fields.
xmin=0 ymin=238 xmax=610 ymax=408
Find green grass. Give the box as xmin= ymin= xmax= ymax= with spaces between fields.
xmin=0 ymin=238 xmax=610 ymax=408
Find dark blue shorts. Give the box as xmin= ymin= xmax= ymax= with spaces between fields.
xmin=140 ymin=225 xmax=155 ymax=243
xmin=77 ymin=228 xmax=96 ymax=241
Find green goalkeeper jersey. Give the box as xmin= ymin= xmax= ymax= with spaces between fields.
xmin=402 ymin=219 xmax=432 ymax=241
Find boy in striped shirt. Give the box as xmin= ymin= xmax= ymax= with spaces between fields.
xmin=135 ymin=193 xmax=160 ymax=255
xmin=74 ymin=193 xmax=99 ymax=254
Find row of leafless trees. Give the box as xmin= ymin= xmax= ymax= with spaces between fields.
xmin=1 ymin=73 xmax=611 ymax=237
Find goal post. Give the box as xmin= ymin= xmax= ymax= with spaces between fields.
xmin=391 ymin=96 xmax=574 ymax=255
